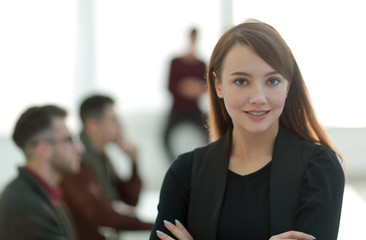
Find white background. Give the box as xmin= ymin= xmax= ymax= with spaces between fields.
xmin=1 ymin=0 xmax=365 ymax=137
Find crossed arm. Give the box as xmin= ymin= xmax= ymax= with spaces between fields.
xmin=155 ymin=220 xmax=316 ymax=240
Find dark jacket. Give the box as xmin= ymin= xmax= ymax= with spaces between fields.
xmin=0 ymin=168 xmax=77 ymax=240
xmin=151 ymin=125 xmax=345 ymax=240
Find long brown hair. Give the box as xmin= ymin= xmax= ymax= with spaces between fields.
xmin=206 ymin=19 xmax=342 ymax=159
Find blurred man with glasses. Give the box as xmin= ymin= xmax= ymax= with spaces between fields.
xmin=0 ymin=105 xmax=83 ymax=240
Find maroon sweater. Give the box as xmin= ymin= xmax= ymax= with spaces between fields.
xmin=168 ymin=56 xmax=206 ymax=114
xmin=62 ymin=160 xmax=153 ymax=240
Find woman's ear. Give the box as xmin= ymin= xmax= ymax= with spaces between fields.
xmin=213 ymin=72 xmax=223 ymax=98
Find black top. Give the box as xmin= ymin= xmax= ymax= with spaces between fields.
xmin=217 ymin=162 xmax=271 ymax=240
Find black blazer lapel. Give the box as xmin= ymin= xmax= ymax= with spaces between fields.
xmin=187 ymin=131 xmax=231 ymax=240
xmin=269 ymin=126 xmax=314 ymax=235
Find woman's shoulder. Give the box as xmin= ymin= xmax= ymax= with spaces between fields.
xmin=168 ymin=139 xmax=222 ymax=177
xmin=276 ymin=126 xmax=343 ymax=172
xmin=309 ymin=144 xmax=344 ymax=173
xmin=278 ymin=125 xmax=336 ymax=157
xmin=170 ymin=151 xmax=194 ymax=172
xmin=294 ymin=139 xmax=344 ymax=184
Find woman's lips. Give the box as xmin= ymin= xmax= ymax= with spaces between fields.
xmin=244 ymin=110 xmax=270 ymax=120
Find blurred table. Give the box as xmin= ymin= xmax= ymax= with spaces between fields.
xmin=118 ymin=190 xmax=159 ymax=240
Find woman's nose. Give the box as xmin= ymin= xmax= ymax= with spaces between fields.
xmin=249 ymin=84 xmax=267 ymax=105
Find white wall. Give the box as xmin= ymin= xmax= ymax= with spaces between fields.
xmin=92 ymin=0 xmax=221 ymax=115
xmin=0 ymin=0 xmax=223 ymax=136
xmin=0 ymin=0 xmax=78 ymax=135
xmin=1 ymin=0 xmax=365 ymax=189
xmin=1 ymin=0 xmax=366 ymax=138
xmin=232 ymin=0 xmax=366 ymax=128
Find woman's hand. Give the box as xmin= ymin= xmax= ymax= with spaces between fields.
xmin=156 ymin=219 xmax=193 ymax=240
xmin=155 ymin=222 xmax=315 ymax=240
xmin=270 ymin=231 xmax=316 ymax=240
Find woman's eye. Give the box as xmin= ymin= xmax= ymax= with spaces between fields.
xmin=234 ymin=79 xmax=248 ymax=86
xmin=267 ymin=78 xmax=280 ymax=86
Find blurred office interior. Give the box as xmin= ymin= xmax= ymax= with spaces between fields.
xmin=0 ymin=0 xmax=365 ymax=239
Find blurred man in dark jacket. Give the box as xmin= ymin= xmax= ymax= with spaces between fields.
xmin=0 ymin=105 xmax=82 ymax=240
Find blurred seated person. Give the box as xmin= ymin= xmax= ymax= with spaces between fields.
xmin=0 ymin=105 xmax=82 ymax=240
xmin=62 ymin=94 xmax=153 ymax=240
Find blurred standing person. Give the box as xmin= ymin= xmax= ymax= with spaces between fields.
xmin=163 ymin=27 xmax=209 ymax=162
xmin=0 ymin=105 xmax=82 ymax=240
xmin=62 ymin=94 xmax=153 ymax=240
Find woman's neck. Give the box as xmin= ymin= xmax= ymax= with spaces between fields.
xmin=229 ymin=124 xmax=278 ymax=175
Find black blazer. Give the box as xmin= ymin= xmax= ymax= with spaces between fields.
xmin=150 ymin=125 xmax=345 ymax=240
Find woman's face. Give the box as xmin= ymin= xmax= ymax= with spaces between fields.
xmin=215 ymin=44 xmax=289 ymax=135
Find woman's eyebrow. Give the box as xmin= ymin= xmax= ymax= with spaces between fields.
xmin=230 ymin=71 xmax=279 ymax=77
xmin=230 ymin=71 xmax=252 ymax=77
xmin=265 ymin=71 xmax=280 ymax=77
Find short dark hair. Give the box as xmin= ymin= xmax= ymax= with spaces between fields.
xmin=190 ymin=27 xmax=198 ymax=39
xmin=79 ymin=94 xmax=115 ymax=123
xmin=12 ymin=105 xmax=67 ymax=149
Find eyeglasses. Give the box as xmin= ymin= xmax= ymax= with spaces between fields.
xmin=30 ymin=135 xmax=81 ymax=146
